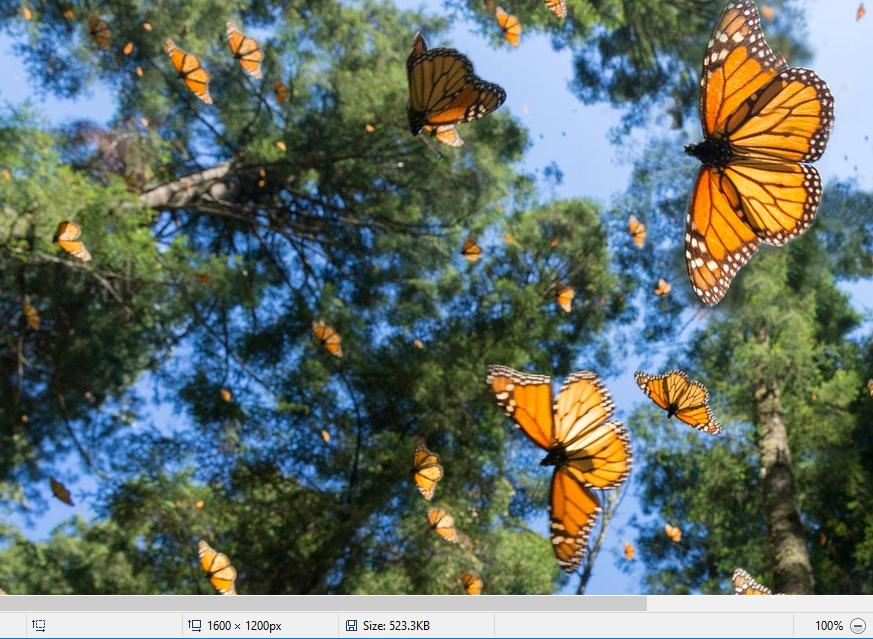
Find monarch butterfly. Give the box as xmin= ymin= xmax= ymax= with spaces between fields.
xmin=487 ymin=366 xmax=632 ymax=573
xmin=555 ymin=282 xmax=574 ymax=313
xmin=424 ymin=124 xmax=464 ymax=148
xmin=406 ymin=32 xmax=506 ymax=138
xmin=654 ymin=278 xmax=672 ymax=297
xmin=50 ymin=476 xmax=74 ymax=506
xmin=220 ymin=389 xmax=232 ymax=402
xmin=664 ymin=523 xmax=681 ymax=543
xmin=198 ymin=540 xmax=237 ymax=595
xmin=274 ymin=79 xmax=288 ymax=104
xmin=460 ymin=237 xmax=482 ymax=261
xmin=684 ymin=0 xmax=834 ymax=306
xmin=54 ymin=221 xmax=92 ymax=262
xmin=543 ymin=0 xmax=567 ymax=18
xmin=462 ymin=573 xmax=483 ymax=595
xmin=427 ymin=508 xmax=458 ymax=543
xmin=624 ymin=541 xmax=635 ymax=561
xmin=495 ymin=7 xmax=521 ymax=47
xmin=165 ymin=39 xmax=213 ymax=104
xmin=858 ymin=3 xmax=866 ymax=20
xmin=88 ymin=15 xmax=111 ymax=50
xmin=312 ymin=320 xmax=343 ymax=357
xmin=732 ymin=568 xmax=772 ymax=595
xmin=412 ymin=438 xmax=444 ymax=501
xmin=634 ymin=370 xmax=723 ymax=435
xmin=22 ymin=302 xmax=40 ymax=330
xmin=226 ymin=21 xmax=263 ymax=79
xmin=867 ymin=379 xmax=872 ymax=397
xmin=628 ymin=214 xmax=646 ymax=249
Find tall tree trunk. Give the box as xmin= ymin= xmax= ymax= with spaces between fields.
xmin=754 ymin=379 xmax=813 ymax=594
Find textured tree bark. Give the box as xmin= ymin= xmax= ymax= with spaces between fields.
xmin=754 ymin=380 xmax=813 ymax=594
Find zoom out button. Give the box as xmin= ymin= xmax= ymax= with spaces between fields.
xmin=850 ymin=618 xmax=866 ymax=634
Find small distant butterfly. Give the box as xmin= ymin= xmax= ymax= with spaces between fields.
xmin=495 ymin=7 xmax=521 ymax=47
xmin=50 ymin=477 xmax=74 ymax=506
xmin=54 ymin=221 xmax=92 ymax=262
xmin=628 ymin=215 xmax=646 ymax=249
xmin=427 ymin=508 xmax=458 ymax=543
xmin=165 ymin=39 xmax=213 ymax=104
xmin=274 ymin=79 xmax=288 ymax=104
xmin=635 ymin=370 xmax=723 ymax=435
xmin=226 ymin=21 xmax=263 ymax=79
xmin=412 ymin=439 xmax=444 ymax=501
xmin=198 ymin=540 xmax=237 ymax=595
xmin=733 ymin=568 xmax=772 ymax=595
xmin=312 ymin=320 xmax=343 ymax=357
xmin=220 ymin=389 xmax=232 ymax=402
xmin=462 ymin=573 xmax=483 ymax=595
xmin=624 ymin=541 xmax=635 ymax=561
xmin=88 ymin=15 xmax=111 ymax=50
xmin=555 ymin=282 xmax=574 ymax=313
xmin=664 ymin=524 xmax=681 ymax=543
xmin=654 ymin=278 xmax=672 ymax=297
xmin=461 ymin=237 xmax=482 ymax=261
xmin=22 ymin=302 xmax=40 ymax=330
xmin=857 ymin=3 xmax=865 ymax=20
xmin=867 ymin=379 xmax=872 ymax=397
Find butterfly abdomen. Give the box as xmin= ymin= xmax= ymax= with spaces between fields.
xmin=685 ymin=138 xmax=733 ymax=168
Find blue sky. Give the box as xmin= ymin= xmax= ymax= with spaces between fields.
xmin=2 ymin=0 xmax=871 ymax=595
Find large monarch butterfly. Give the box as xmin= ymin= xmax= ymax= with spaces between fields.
xmin=226 ymin=21 xmax=263 ymax=79
xmin=495 ymin=7 xmax=521 ymax=47
xmin=312 ymin=320 xmax=343 ymax=357
xmin=628 ymin=215 xmax=646 ymax=249
xmin=198 ymin=540 xmax=237 ymax=595
xmin=165 ymin=39 xmax=213 ymax=104
xmin=427 ymin=508 xmax=458 ymax=543
xmin=50 ymin=476 xmax=74 ymax=506
xmin=634 ymin=370 xmax=723 ymax=435
xmin=460 ymin=237 xmax=482 ymax=261
xmin=462 ymin=573 xmax=483 ymax=595
xmin=543 ymin=0 xmax=567 ymax=18
xmin=732 ymin=568 xmax=772 ymax=595
xmin=555 ymin=282 xmax=574 ymax=313
xmin=412 ymin=438 xmax=444 ymax=501
xmin=406 ymin=32 xmax=506 ymax=138
xmin=684 ymin=0 xmax=834 ymax=306
xmin=487 ymin=365 xmax=632 ymax=573
xmin=53 ymin=221 xmax=92 ymax=262
xmin=88 ymin=15 xmax=111 ymax=50
xmin=664 ymin=523 xmax=681 ymax=543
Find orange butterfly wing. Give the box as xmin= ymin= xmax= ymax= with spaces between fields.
xmin=226 ymin=21 xmax=263 ymax=79
xmin=427 ymin=508 xmax=457 ymax=543
xmin=542 ymin=0 xmax=567 ymax=18
xmin=460 ymin=237 xmax=482 ymax=261
xmin=495 ymin=7 xmax=521 ymax=47
xmin=412 ymin=439 xmax=443 ymax=501
xmin=733 ymin=568 xmax=772 ymax=595
xmin=555 ymin=282 xmax=574 ymax=313
xmin=53 ymin=221 xmax=92 ymax=261
xmin=462 ymin=573 xmax=483 ymax=595
xmin=198 ymin=540 xmax=237 ymax=595
xmin=165 ymin=39 xmax=213 ymax=104
xmin=88 ymin=15 xmax=111 ymax=50
xmin=628 ymin=214 xmax=646 ymax=249
xmin=664 ymin=523 xmax=682 ymax=543
xmin=406 ymin=33 xmax=506 ymax=136
xmin=684 ymin=0 xmax=834 ymax=305
xmin=312 ymin=320 xmax=343 ymax=357
xmin=424 ymin=124 xmax=464 ymax=148
xmin=654 ymin=278 xmax=672 ymax=296
xmin=635 ymin=370 xmax=723 ymax=435
xmin=487 ymin=366 xmax=632 ymax=572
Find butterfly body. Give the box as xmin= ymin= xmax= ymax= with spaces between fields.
xmin=487 ymin=365 xmax=632 ymax=572
xmin=684 ymin=0 xmax=834 ymax=305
